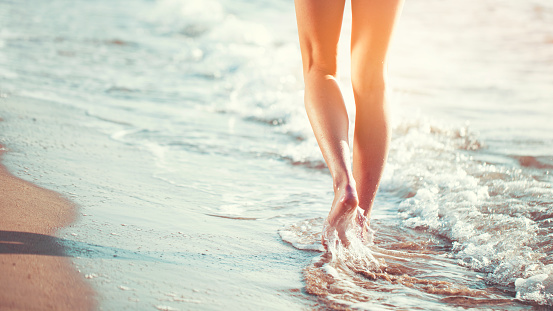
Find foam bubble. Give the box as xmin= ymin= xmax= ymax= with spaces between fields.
xmin=384 ymin=118 xmax=553 ymax=304
xmin=278 ymin=218 xmax=325 ymax=252
xmin=515 ymin=273 xmax=553 ymax=305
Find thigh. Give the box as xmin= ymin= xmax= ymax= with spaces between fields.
xmin=294 ymin=0 xmax=346 ymax=75
xmin=350 ymin=0 xmax=404 ymax=71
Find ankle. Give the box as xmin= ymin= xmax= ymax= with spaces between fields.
xmin=334 ymin=180 xmax=359 ymax=209
xmin=333 ymin=175 xmax=356 ymax=194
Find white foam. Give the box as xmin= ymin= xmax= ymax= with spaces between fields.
xmin=516 ymin=273 xmax=553 ymax=305
xmin=386 ymin=118 xmax=553 ymax=303
xmin=278 ymin=218 xmax=325 ymax=252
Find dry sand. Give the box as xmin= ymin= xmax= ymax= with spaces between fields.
xmin=0 ymin=146 xmax=95 ymax=310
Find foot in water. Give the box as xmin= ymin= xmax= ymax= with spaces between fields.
xmin=355 ymin=209 xmax=373 ymax=245
xmin=322 ymin=183 xmax=370 ymax=249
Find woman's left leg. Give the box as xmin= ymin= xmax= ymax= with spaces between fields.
xmin=294 ymin=0 xmax=359 ymax=244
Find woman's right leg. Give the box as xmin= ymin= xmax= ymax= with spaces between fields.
xmin=294 ymin=0 xmax=358 ymax=243
xmin=350 ymin=0 xmax=404 ymax=220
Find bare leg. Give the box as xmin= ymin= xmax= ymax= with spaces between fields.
xmin=294 ymin=0 xmax=358 ymax=245
xmin=351 ymin=0 xmax=404 ymax=220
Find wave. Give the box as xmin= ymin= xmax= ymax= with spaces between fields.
xmin=277 ymin=116 xmax=553 ymax=307
xmin=386 ymin=120 xmax=553 ymax=305
xmin=281 ymin=218 xmax=525 ymax=309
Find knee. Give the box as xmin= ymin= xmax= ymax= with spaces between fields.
xmin=300 ymin=41 xmax=338 ymax=78
xmin=303 ymin=58 xmax=338 ymax=79
xmin=351 ymin=62 xmax=387 ymax=95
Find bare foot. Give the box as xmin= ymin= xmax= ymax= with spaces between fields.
xmin=322 ymin=183 xmax=359 ymax=248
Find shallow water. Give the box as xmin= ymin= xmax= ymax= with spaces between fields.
xmin=1 ymin=0 xmax=552 ymax=309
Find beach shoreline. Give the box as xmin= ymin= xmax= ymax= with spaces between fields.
xmin=1 ymin=0 xmax=552 ymax=308
xmin=0 ymin=145 xmax=95 ymax=311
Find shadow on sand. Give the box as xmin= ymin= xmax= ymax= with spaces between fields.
xmin=0 ymin=230 xmax=161 ymax=262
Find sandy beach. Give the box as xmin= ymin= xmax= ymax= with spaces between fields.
xmin=0 ymin=146 xmax=95 ymax=311
xmin=1 ymin=0 xmax=552 ymax=309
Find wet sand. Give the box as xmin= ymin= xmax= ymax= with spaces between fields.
xmin=0 ymin=146 xmax=95 ymax=311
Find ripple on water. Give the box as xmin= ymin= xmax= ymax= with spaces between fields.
xmin=280 ymin=218 xmax=531 ymax=310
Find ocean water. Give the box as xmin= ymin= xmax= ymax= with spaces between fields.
xmin=1 ymin=0 xmax=552 ymax=310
